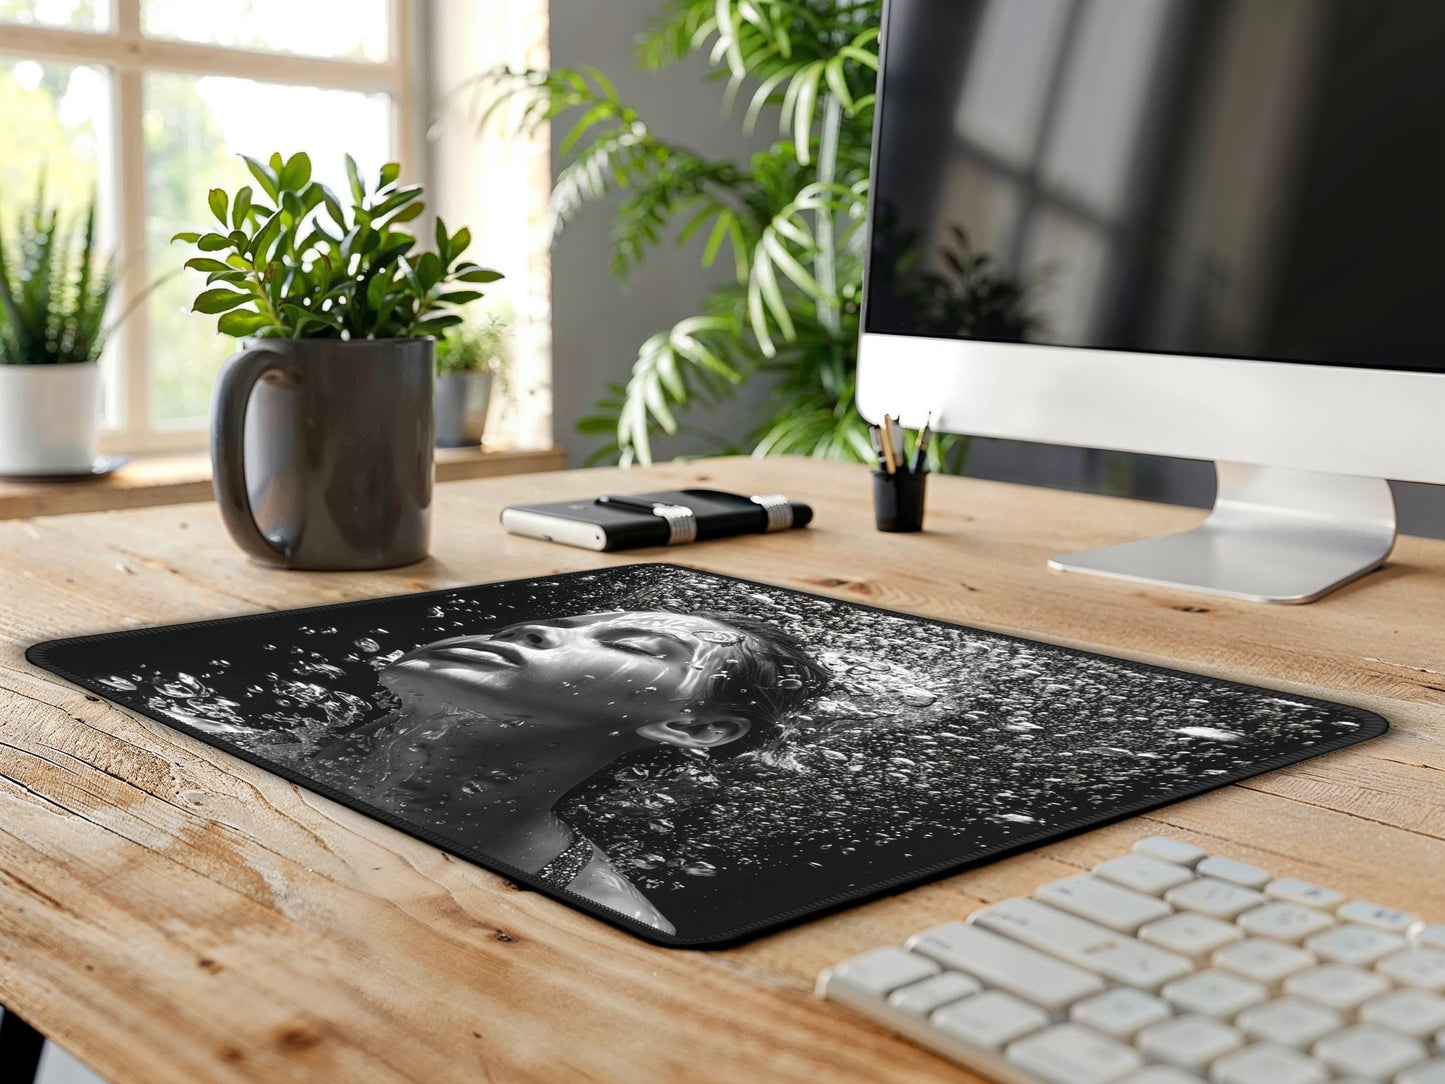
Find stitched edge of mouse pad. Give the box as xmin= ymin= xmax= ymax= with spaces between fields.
xmin=27 ymin=563 xmax=1388 ymax=948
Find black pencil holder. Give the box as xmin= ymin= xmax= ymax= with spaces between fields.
xmin=872 ymin=469 xmax=926 ymax=532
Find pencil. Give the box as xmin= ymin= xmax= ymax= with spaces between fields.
xmin=912 ymin=413 xmax=932 ymax=473
xmin=881 ymin=414 xmax=899 ymax=474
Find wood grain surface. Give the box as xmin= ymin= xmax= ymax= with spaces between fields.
xmin=1 ymin=455 xmax=1442 ymax=1083
xmin=0 ymin=445 xmax=568 ymax=520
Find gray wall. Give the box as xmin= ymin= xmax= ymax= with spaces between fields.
xmin=549 ymin=0 xmax=775 ymax=466
xmin=548 ymin=1 xmax=1445 ymax=539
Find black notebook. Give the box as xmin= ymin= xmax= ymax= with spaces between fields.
xmin=28 ymin=564 xmax=1385 ymax=948
xmin=500 ymin=488 xmax=813 ymax=550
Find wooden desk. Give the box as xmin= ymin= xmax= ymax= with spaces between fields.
xmin=0 ymin=444 xmax=568 ymax=520
xmin=1 ymin=456 xmax=1442 ymax=1083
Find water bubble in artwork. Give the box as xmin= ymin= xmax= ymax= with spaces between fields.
xmin=1173 ymin=726 xmax=1243 ymax=742
xmin=695 ymin=630 xmax=741 ymax=645
xmin=355 ymin=638 xmax=380 ymax=653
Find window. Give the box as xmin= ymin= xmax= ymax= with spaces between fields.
xmin=0 ymin=0 xmax=419 ymax=451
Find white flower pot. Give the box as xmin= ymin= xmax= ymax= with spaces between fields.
xmin=0 ymin=362 xmax=101 ymax=474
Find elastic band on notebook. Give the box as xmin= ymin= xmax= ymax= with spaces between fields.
xmin=750 ymin=493 xmax=793 ymax=532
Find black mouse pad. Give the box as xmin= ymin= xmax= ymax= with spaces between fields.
xmin=28 ymin=563 xmax=1386 ymax=947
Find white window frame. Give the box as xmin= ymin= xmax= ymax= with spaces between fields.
xmin=0 ymin=0 xmax=423 ymax=454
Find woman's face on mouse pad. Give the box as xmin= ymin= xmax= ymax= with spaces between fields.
xmin=383 ymin=610 xmax=769 ymax=735
xmin=31 ymin=564 xmax=1382 ymax=945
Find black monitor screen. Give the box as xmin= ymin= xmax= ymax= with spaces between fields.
xmin=865 ymin=0 xmax=1445 ymax=373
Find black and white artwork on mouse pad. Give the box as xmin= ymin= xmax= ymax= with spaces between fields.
xmin=30 ymin=565 xmax=1383 ymax=945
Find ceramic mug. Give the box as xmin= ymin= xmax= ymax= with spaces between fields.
xmin=210 ymin=337 xmax=435 ymax=570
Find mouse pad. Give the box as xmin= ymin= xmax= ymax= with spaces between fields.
xmin=27 ymin=563 xmax=1386 ymax=947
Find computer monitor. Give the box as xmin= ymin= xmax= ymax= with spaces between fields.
xmin=858 ymin=0 xmax=1445 ymax=603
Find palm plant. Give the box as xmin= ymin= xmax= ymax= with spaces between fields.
xmin=0 ymin=183 xmax=115 ymax=366
xmin=479 ymin=0 xmax=923 ymax=466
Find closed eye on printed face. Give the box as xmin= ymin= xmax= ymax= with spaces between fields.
xmin=596 ymin=628 xmax=691 ymax=659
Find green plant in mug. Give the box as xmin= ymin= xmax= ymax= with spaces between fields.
xmin=172 ymin=151 xmax=502 ymax=340
xmin=0 ymin=183 xmax=115 ymax=365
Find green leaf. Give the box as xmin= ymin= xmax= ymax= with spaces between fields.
xmin=437 ymin=290 xmax=483 ymax=305
xmin=388 ymin=201 xmax=425 ymax=224
xmin=412 ymin=314 xmax=463 ymax=336
xmin=379 ymin=162 xmax=401 ymax=188
xmin=455 ymin=265 xmax=503 ymax=284
xmin=207 ymin=188 xmax=229 ymax=225
xmin=448 ymin=226 xmax=471 ymax=259
xmin=171 ymin=231 xmax=201 ymax=244
xmin=218 ymin=309 xmax=270 ymax=337
xmin=319 ymin=184 xmax=348 ymax=230
xmin=192 ymin=288 xmax=251 ymax=314
xmin=184 ymin=257 xmax=232 ymax=274
xmin=345 ymin=154 xmax=365 ymax=203
xmin=196 ymin=233 xmax=233 ymax=252
xmin=231 ymin=185 xmax=253 ymax=229
xmin=241 ymin=156 xmax=280 ymax=201
xmin=416 ymin=251 xmax=442 ymax=290
xmin=280 ymin=152 xmax=312 ymax=191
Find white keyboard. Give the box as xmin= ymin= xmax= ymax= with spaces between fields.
xmin=816 ymin=837 xmax=1445 ymax=1084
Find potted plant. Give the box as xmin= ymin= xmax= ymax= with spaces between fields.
xmin=0 ymin=187 xmax=116 ymax=476
xmin=435 ymin=311 xmax=511 ymax=448
xmin=173 ymin=151 xmax=502 ymax=570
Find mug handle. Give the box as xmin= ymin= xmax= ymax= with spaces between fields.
xmin=210 ymin=344 xmax=292 ymax=564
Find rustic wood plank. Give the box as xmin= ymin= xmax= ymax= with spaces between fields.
xmin=0 ymin=445 xmax=568 ymax=520
xmin=0 ymin=455 xmax=1441 ymax=1083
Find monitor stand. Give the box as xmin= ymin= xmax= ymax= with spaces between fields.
xmin=1048 ymin=462 xmax=1396 ymax=604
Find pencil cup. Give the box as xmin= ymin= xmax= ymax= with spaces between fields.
xmin=872 ymin=469 xmax=926 ymax=532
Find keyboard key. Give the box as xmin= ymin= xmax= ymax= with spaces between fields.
xmin=1212 ymin=939 xmax=1315 ymax=987
xmin=1399 ymin=1059 xmax=1445 ymax=1084
xmin=887 ymin=971 xmax=981 ymax=1016
xmin=1196 ymin=857 xmax=1271 ymax=890
xmin=1312 ymin=1025 xmax=1427 ymax=1078
xmin=1137 ymin=1014 xmax=1243 ymax=1071
xmin=1007 ymin=1023 xmax=1145 ymax=1084
xmin=1305 ymin=923 xmax=1406 ymax=966
xmin=1283 ymin=963 xmax=1391 ymax=1012
xmin=972 ymin=898 xmax=1193 ymax=990
xmin=1139 ymin=913 xmax=1243 ymax=962
xmin=1236 ymin=903 xmax=1334 ymax=944
xmin=931 ymin=990 xmax=1048 ymax=1050
xmin=1359 ymin=988 xmax=1445 ymax=1039
xmin=1208 ymin=1043 xmax=1328 ymax=1084
xmin=1133 ymin=837 xmax=1207 ymax=868
xmin=1120 ymin=1068 xmax=1207 ymax=1084
xmin=1265 ymin=879 xmax=1345 ymax=911
xmin=1161 ymin=970 xmax=1266 ymax=1018
xmin=1166 ymin=879 xmax=1265 ymax=920
xmin=1378 ymin=947 xmax=1445 ymax=991
xmin=908 ymin=922 xmax=1105 ymax=1013
xmin=1337 ymin=899 xmax=1420 ymax=934
xmin=818 ymin=946 xmax=938 ymax=999
xmin=1234 ymin=998 xmax=1341 ymax=1048
xmin=1071 ymin=989 xmax=1172 ymax=1040
xmin=1416 ymin=925 xmax=1445 ymax=951
xmin=1094 ymin=855 xmax=1194 ymax=896
xmin=1036 ymin=876 xmax=1173 ymax=933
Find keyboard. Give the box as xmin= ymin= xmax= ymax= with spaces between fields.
xmin=816 ymin=837 xmax=1445 ymax=1084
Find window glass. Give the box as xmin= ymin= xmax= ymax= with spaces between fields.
xmin=144 ymin=73 xmax=392 ymax=423
xmin=0 ymin=0 xmax=108 ymax=31
xmin=141 ymin=0 xmax=390 ymax=62
xmin=0 ymin=58 xmax=120 ymax=422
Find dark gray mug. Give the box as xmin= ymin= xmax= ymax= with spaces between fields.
xmin=210 ymin=337 xmax=435 ymax=570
